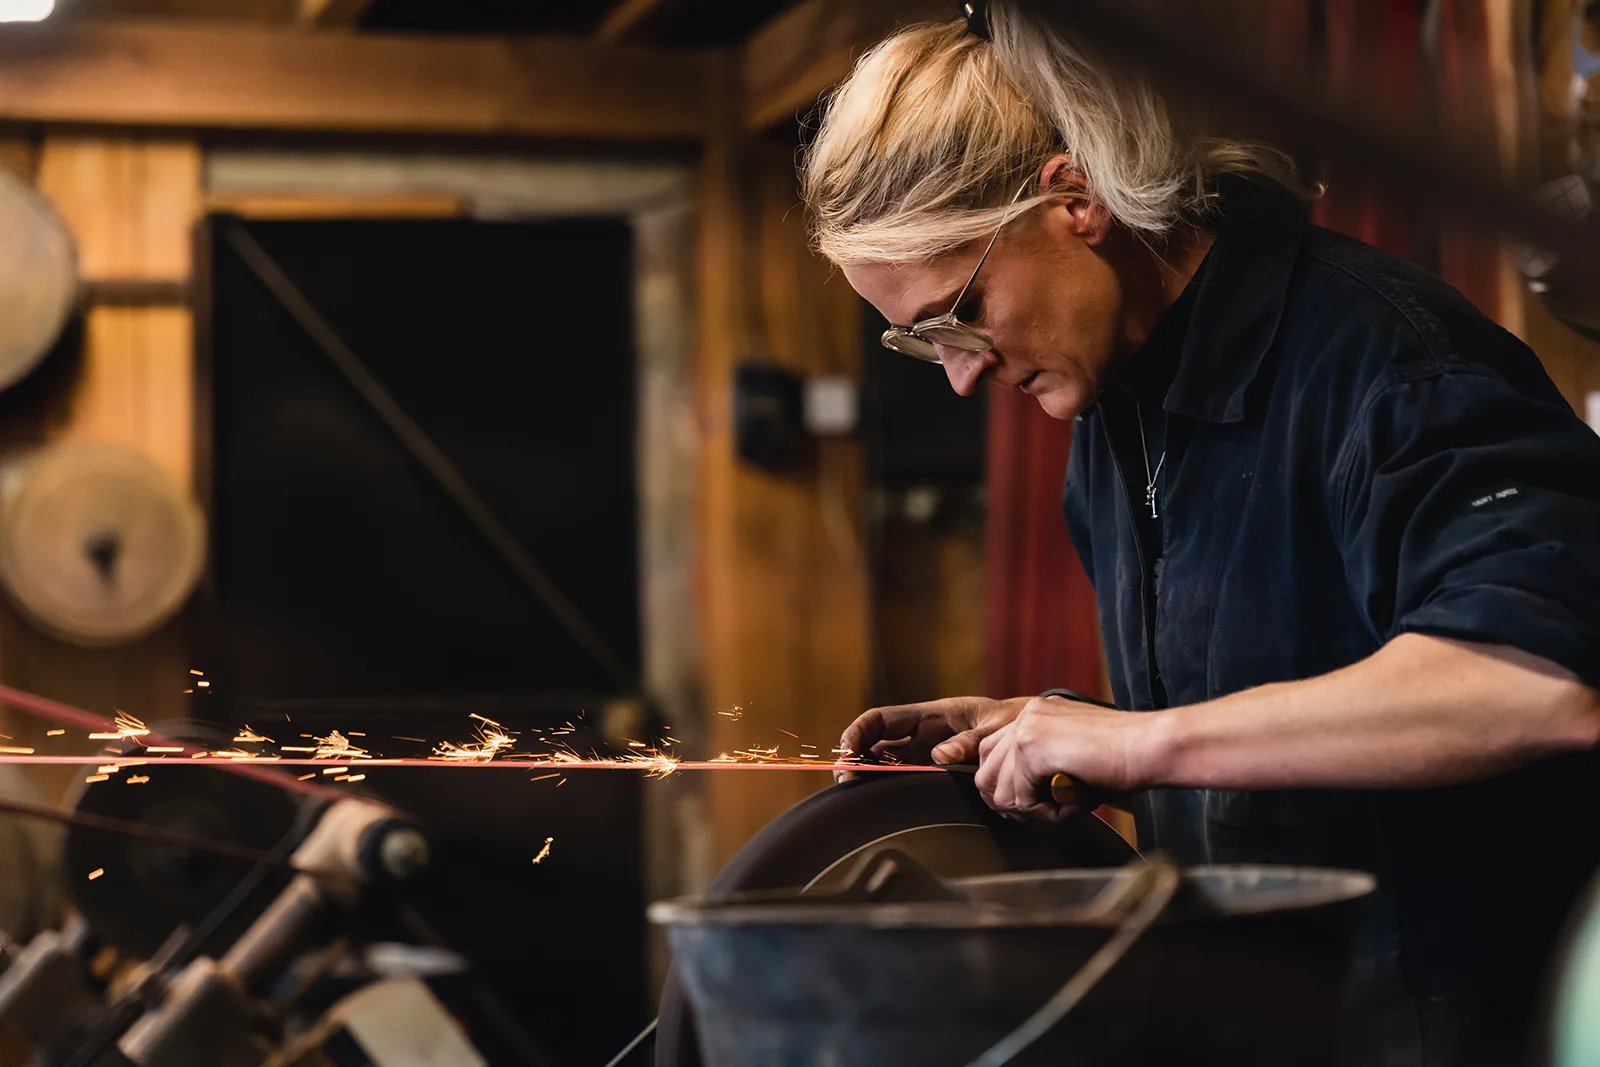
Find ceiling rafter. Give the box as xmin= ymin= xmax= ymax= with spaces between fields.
xmin=0 ymin=21 xmax=722 ymax=140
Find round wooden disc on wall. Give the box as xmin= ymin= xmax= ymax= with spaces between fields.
xmin=0 ymin=169 xmax=78 ymax=391
xmin=0 ymin=444 xmax=205 ymax=648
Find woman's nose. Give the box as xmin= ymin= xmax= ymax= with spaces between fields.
xmin=940 ymin=347 xmax=996 ymax=396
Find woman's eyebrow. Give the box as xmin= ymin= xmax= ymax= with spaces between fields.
xmin=907 ymin=285 xmax=966 ymax=324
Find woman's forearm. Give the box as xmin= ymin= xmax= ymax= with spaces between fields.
xmin=1140 ymin=633 xmax=1600 ymax=791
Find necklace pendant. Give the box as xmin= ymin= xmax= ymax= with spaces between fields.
xmin=1146 ymin=485 xmax=1159 ymax=519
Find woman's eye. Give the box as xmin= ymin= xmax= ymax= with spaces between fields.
xmin=957 ymin=295 xmax=983 ymax=322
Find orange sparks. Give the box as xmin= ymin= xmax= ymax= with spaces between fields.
xmin=127 ymin=776 xmax=150 ymax=784
xmin=717 ymin=705 xmax=745 ymax=722
xmin=145 ymin=746 xmax=184 ymax=754
xmin=84 ymin=774 xmax=109 ymax=783
xmin=190 ymin=669 xmax=204 ymax=676
xmin=313 ymin=731 xmax=369 ymax=761
xmin=233 ymin=726 xmax=273 ymax=744
xmin=46 ymin=729 xmax=64 ymax=737
xmin=432 ymin=719 xmax=516 ymax=763
xmin=87 ymin=868 xmax=104 ymax=881
xmin=0 ymin=746 xmax=34 ymax=755
xmin=531 ymin=837 xmax=554 ymax=865
xmin=529 ymin=773 xmax=563 ymax=783
xmin=88 ymin=711 xmax=149 ymax=742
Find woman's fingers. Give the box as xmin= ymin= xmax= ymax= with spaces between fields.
xmin=836 ymin=703 xmax=957 ymax=782
xmin=974 ymin=725 xmax=1012 ymax=801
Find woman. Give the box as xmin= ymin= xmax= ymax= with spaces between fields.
xmin=813 ymin=4 xmax=1600 ymax=1065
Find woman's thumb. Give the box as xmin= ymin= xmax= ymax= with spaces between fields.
xmin=932 ymin=732 xmax=978 ymax=765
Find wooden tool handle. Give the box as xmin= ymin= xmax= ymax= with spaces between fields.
xmin=1047 ymin=772 xmax=1090 ymax=808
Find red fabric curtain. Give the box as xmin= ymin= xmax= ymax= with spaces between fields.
xmin=984 ymin=386 xmax=1103 ymax=699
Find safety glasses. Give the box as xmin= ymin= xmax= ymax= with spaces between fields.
xmin=880 ymin=181 xmax=1031 ymax=363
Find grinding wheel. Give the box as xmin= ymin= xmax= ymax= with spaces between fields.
xmin=0 ymin=169 xmax=78 ymax=391
xmin=655 ymin=772 xmax=1137 ymax=1067
xmin=63 ymin=721 xmax=302 ymax=959
xmin=0 ymin=444 xmax=206 ymax=647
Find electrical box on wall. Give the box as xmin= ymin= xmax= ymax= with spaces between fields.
xmin=734 ymin=361 xmax=806 ymax=470
xmin=735 ymin=362 xmax=860 ymax=471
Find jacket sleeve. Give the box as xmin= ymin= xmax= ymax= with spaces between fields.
xmin=1333 ymin=360 xmax=1600 ymax=688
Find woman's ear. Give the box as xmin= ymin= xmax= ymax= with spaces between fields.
xmin=1038 ymin=154 xmax=1082 ymax=197
xmin=1038 ymin=154 xmax=1111 ymax=246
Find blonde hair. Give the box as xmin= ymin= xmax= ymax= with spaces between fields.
xmin=800 ymin=3 xmax=1314 ymax=266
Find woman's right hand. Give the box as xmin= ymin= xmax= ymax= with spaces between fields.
xmin=834 ymin=695 xmax=1032 ymax=783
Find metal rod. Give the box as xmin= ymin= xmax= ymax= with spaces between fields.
xmin=0 ymin=754 xmax=952 ymax=772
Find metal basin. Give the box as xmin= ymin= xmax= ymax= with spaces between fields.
xmin=652 ymin=864 xmax=1375 ymax=1067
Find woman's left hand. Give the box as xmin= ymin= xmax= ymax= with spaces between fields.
xmin=974 ymin=695 xmax=1158 ymax=820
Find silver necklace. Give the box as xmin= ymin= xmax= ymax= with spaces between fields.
xmin=1135 ymin=399 xmax=1167 ymax=519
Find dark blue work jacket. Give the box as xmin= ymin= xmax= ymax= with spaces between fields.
xmin=1063 ymin=182 xmax=1600 ymax=1067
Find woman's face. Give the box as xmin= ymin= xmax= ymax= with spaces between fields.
xmin=843 ymin=197 xmax=1134 ymax=421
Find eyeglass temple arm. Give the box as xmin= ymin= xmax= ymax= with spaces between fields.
xmin=948 ymin=181 xmax=1035 ymax=314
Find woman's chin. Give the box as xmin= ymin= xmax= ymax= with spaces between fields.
xmin=1030 ymin=381 xmax=1090 ymax=421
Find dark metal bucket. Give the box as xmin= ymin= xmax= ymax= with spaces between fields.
xmin=651 ymin=864 xmax=1375 ymax=1067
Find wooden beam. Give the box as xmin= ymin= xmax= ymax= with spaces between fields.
xmin=203 ymin=191 xmax=464 ymax=219
xmin=296 ymin=0 xmax=373 ymax=28
xmin=0 ymin=21 xmax=719 ymax=141
xmin=741 ymin=0 xmax=951 ymax=130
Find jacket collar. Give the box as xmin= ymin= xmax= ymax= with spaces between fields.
xmin=1163 ymin=179 xmax=1309 ymax=424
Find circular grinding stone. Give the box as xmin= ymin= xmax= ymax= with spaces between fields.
xmin=0 ymin=444 xmax=205 ymax=647
xmin=0 ymin=169 xmax=78 ymax=391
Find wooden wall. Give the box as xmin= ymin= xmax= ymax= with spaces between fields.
xmin=696 ymin=131 xmax=869 ymax=867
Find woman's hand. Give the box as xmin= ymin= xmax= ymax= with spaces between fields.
xmin=835 ymin=695 xmax=1031 ymax=783
xmin=975 ymin=695 xmax=1156 ymax=820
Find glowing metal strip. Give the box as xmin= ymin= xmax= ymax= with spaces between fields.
xmin=0 ymin=683 xmax=349 ymax=800
xmin=0 ymin=755 xmax=948 ymax=772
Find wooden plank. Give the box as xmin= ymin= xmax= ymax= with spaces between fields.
xmin=203 ymin=191 xmax=464 ymax=219
xmin=741 ymin=0 xmax=950 ymax=131
xmin=699 ymin=129 xmax=870 ymax=867
xmin=36 ymin=136 xmax=200 ymax=487
xmin=296 ymin=0 xmax=373 ymax=28
xmin=0 ymin=21 xmax=719 ymax=141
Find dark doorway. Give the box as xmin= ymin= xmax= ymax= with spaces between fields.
xmin=198 ymin=215 xmax=646 ymax=1063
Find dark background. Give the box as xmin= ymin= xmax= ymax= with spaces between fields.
xmin=199 ymin=215 xmax=647 ymax=1063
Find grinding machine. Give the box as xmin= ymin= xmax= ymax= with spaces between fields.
xmin=0 ymin=755 xmax=501 ymax=1067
